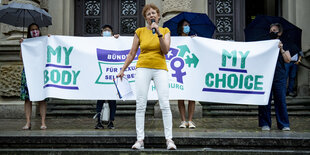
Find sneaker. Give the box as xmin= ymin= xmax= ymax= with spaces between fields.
xmin=166 ymin=139 xmax=177 ymax=150
xmin=188 ymin=121 xmax=196 ymax=129
xmin=94 ymin=122 xmax=104 ymax=129
xmin=107 ymin=121 xmax=115 ymax=129
xmin=132 ymin=140 xmax=144 ymax=150
xmin=282 ymin=127 xmax=290 ymax=131
xmin=288 ymin=92 xmax=297 ymax=97
xmin=179 ymin=121 xmax=188 ymax=128
xmin=261 ymin=126 xmax=270 ymax=131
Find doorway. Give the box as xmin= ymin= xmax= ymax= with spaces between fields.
xmin=245 ymin=0 xmax=281 ymax=26
xmin=74 ymin=0 xmax=145 ymax=36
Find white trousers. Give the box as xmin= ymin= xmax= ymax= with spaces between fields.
xmin=135 ymin=68 xmax=173 ymax=140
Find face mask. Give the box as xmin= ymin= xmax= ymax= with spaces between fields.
xmin=103 ymin=31 xmax=112 ymax=37
xmin=269 ymin=31 xmax=278 ymax=39
xmin=183 ymin=25 xmax=190 ymax=34
xmin=30 ymin=30 xmax=40 ymax=38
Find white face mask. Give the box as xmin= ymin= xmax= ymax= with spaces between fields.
xmin=102 ymin=31 xmax=112 ymax=37
xmin=30 ymin=30 xmax=40 ymax=38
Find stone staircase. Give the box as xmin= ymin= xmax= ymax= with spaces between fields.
xmin=201 ymin=97 xmax=310 ymax=117
xmin=1 ymin=131 xmax=309 ymax=154
xmin=46 ymin=97 xmax=310 ymax=118
xmin=46 ymin=99 xmax=156 ymax=117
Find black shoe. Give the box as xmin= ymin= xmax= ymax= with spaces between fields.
xmin=95 ymin=122 xmax=104 ymax=129
xmin=107 ymin=121 xmax=115 ymax=129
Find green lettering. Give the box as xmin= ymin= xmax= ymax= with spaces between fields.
xmin=254 ymin=75 xmax=264 ymax=90
xmin=205 ymin=73 xmax=214 ymax=87
xmin=227 ymin=74 xmax=238 ymax=89
xmin=47 ymin=45 xmax=61 ymax=64
xmin=239 ymin=51 xmax=250 ymax=69
xmin=244 ymin=75 xmax=253 ymax=89
xmin=63 ymin=47 xmax=73 ymax=65
xmin=44 ymin=70 xmax=49 ymax=84
xmin=222 ymin=49 xmax=237 ymax=67
xmin=215 ymin=74 xmax=226 ymax=88
xmin=72 ymin=70 xmax=80 ymax=85
xmin=61 ymin=70 xmax=72 ymax=85
xmin=239 ymin=74 xmax=244 ymax=89
xmin=50 ymin=70 xmax=60 ymax=83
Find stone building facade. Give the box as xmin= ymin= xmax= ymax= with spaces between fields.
xmin=0 ymin=0 xmax=310 ymax=117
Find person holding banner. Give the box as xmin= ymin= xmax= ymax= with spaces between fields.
xmin=259 ymin=23 xmax=291 ymax=131
xmin=95 ymin=25 xmax=119 ymax=130
xmin=177 ymin=20 xmax=196 ymax=129
xmin=117 ymin=4 xmax=177 ymax=150
xmin=19 ymin=23 xmax=47 ymax=130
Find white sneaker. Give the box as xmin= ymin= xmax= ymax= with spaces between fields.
xmin=166 ymin=139 xmax=177 ymax=150
xmin=132 ymin=140 xmax=144 ymax=150
xmin=261 ymin=126 xmax=270 ymax=131
xmin=188 ymin=121 xmax=196 ymax=129
xmin=282 ymin=127 xmax=290 ymax=131
xmin=179 ymin=121 xmax=188 ymax=128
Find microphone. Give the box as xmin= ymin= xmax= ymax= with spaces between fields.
xmin=151 ymin=19 xmax=155 ymax=34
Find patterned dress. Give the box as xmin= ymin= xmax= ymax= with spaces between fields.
xmin=20 ymin=68 xmax=29 ymax=101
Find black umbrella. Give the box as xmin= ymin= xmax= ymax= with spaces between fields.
xmin=163 ymin=12 xmax=215 ymax=38
xmin=0 ymin=2 xmax=52 ymax=37
xmin=244 ymin=15 xmax=302 ymax=56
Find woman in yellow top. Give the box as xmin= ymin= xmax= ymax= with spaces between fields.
xmin=117 ymin=4 xmax=176 ymax=150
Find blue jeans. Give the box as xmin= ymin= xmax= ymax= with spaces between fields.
xmin=285 ymin=62 xmax=298 ymax=93
xmin=258 ymin=79 xmax=290 ymax=129
xmin=96 ymin=100 xmax=117 ymax=122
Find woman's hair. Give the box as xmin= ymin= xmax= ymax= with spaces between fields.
xmin=101 ymin=24 xmax=113 ymax=33
xmin=27 ymin=23 xmax=41 ymax=38
xmin=177 ymin=19 xmax=189 ymax=36
xmin=142 ymin=4 xmax=160 ymax=19
xmin=270 ymin=23 xmax=283 ymax=33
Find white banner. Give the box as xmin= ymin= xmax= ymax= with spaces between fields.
xmin=21 ymin=35 xmax=279 ymax=105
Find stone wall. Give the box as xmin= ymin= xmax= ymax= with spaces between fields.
xmin=0 ymin=65 xmax=23 ymax=96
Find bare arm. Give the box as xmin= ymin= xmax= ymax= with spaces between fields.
xmin=279 ymin=42 xmax=291 ymax=63
xmin=117 ymin=34 xmax=139 ymax=79
xmin=158 ymin=32 xmax=171 ymax=55
xmin=151 ymin=22 xmax=170 ymax=55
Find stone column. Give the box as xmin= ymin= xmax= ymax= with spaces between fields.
xmin=296 ymin=0 xmax=310 ymax=96
xmin=162 ymin=0 xmax=192 ymax=23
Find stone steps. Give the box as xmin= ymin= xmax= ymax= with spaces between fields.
xmin=1 ymin=148 xmax=309 ymax=154
xmin=0 ymin=131 xmax=309 ymax=154
xmin=201 ymin=97 xmax=310 ymax=117
xmin=46 ymin=99 xmax=156 ymax=117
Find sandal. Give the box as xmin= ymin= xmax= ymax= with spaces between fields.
xmin=22 ymin=124 xmax=31 ymax=130
xmin=40 ymin=125 xmax=47 ymax=130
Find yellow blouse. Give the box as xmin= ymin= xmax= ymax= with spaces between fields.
xmin=135 ymin=27 xmax=170 ymax=71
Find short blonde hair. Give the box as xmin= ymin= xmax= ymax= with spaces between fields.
xmin=142 ymin=4 xmax=160 ymax=19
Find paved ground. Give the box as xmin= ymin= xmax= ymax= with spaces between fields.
xmin=1 ymin=116 xmax=309 ymax=132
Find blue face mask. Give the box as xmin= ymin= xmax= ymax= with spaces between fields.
xmin=103 ymin=31 xmax=112 ymax=37
xmin=183 ymin=25 xmax=190 ymax=34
